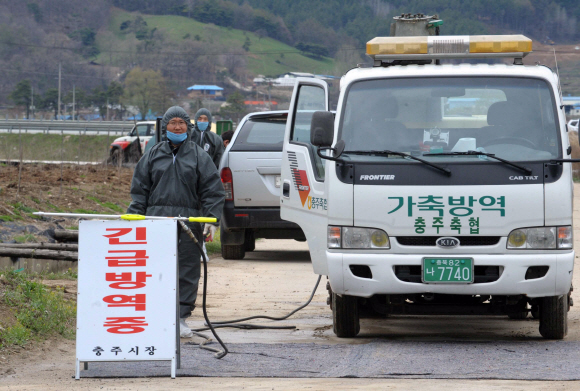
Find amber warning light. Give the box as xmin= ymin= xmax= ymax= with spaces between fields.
xmin=366 ymin=35 xmax=532 ymax=61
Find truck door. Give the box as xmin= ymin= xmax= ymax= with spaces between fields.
xmin=280 ymin=78 xmax=330 ymax=275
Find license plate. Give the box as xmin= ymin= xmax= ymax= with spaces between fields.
xmin=422 ymin=258 xmax=473 ymax=283
xmin=275 ymin=176 xmax=281 ymax=188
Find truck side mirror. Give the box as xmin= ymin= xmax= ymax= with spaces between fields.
xmin=310 ymin=111 xmax=334 ymax=147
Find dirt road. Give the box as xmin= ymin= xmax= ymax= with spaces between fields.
xmin=3 ymin=183 xmax=580 ymax=389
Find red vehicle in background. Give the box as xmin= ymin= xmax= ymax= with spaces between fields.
xmin=109 ymin=121 xmax=156 ymax=163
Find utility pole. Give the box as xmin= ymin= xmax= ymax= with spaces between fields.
xmin=106 ymin=98 xmax=109 ymax=121
xmin=30 ymin=86 xmax=34 ymax=119
xmin=72 ymin=84 xmax=75 ymax=121
xmin=57 ymin=62 xmax=62 ymax=120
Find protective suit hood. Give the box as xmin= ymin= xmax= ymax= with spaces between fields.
xmin=161 ymin=106 xmax=193 ymax=133
xmin=194 ymin=108 xmax=213 ymax=126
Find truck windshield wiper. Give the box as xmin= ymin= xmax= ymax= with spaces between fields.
xmin=343 ymin=150 xmax=451 ymax=176
xmin=424 ymin=150 xmax=532 ymax=174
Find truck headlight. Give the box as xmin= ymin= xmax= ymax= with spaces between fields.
xmin=507 ymin=226 xmax=571 ymax=249
xmin=327 ymin=226 xmax=390 ymax=249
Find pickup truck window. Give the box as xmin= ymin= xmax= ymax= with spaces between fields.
xmin=339 ymin=77 xmax=560 ymax=162
xmin=230 ymin=118 xmax=286 ymax=151
xmin=130 ymin=124 xmax=149 ymax=137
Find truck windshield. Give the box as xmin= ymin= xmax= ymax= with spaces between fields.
xmin=339 ymin=77 xmax=560 ymax=162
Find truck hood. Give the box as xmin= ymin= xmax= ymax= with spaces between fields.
xmin=353 ymin=184 xmax=543 ymax=237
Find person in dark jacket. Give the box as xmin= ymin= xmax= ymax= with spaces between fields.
xmin=191 ymin=108 xmax=224 ymax=169
xmin=127 ymin=106 xmax=225 ymax=338
xmin=221 ymin=130 xmax=234 ymax=148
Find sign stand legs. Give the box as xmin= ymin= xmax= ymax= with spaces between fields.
xmin=75 ymin=359 xmax=80 ymax=380
xmin=175 ymin=233 xmax=181 ymax=374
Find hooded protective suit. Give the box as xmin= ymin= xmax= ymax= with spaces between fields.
xmin=191 ymin=108 xmax=225 ymax=169
xmin=127 ymin=106 xmax=225 ymax=318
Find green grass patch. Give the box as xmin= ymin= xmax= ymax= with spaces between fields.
xmin=87 ymin=196 xmax=124 ymax=213
xmin=14 ymin=234 xmax=37 ymax=243
xmin=102 ymin=8 xmax=335 ymax=76
xmin=0 ymin=322 xmax=31 ymax=347
xmin=102 ymin=202 xmax=124 ymax=213
xmin=16 ymin=203 xmax=36 ymax=214
xmin=0 ymin=215 xmax=14 ymax=222
xmin=47 ymin=203 xmax=65 ymax=213
xmin=36 ymin=268 xmax=78 ymax=281
xmin=0 ymin=271 xmax=76 ymax=349
xmin=0 ymin=134 xmax=112 ymax=162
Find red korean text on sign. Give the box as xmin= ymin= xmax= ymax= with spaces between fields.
xmin=103 ymin=317 xmax=149 ymax=334
xmin=106 ymin=250 xmax=148 ymax=267
xmin=103 ymin=293 xmax=146 ymax=311
xmin=102 ymin=226 xmax=150 ymax=336
xmin=106 ymin=272 xmax=152 ymax=289
xmin=103 ymin=227 xmax=147 ymax=245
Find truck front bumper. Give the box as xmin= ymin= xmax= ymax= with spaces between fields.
xmin=327 ymin=251 xmax=574 ymax=298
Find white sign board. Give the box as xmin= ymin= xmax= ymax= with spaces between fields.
xmin=76 ymin=219 xmax=178 ymax=379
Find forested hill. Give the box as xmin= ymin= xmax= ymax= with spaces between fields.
xmin=1 ymin=0 xmax=580 ymax=109
xmin=117 ymin=0 xmax=580 ymax=51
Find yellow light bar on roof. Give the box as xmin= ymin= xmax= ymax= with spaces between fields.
xmin=469 ymin=35 xmax=532 ymax=53
xmin=367 ymin=36 xmax=429 ymax=55
xmin=366 ymin=34 xmax=532 ymax=60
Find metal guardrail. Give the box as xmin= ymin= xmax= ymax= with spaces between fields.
xmin=0 ymin=119 xmax=136 ymax=135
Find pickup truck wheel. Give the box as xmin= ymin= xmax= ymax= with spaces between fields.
xmin=332 ymin=292 xmax=360 ymax=338
xmin=539 ymin=295 xmax=568 ymax=339
xmin=244 ymin=230 xmax=255 ymax=252
xmin=221 ymin=243 xmax=245 ymax=260
xmin=110 ymin=148 xmax=121 ymax=165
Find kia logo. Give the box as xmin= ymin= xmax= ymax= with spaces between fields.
xmin=436 ymin=237 xmax=460 ymax=248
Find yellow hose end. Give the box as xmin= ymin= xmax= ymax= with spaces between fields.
xmin=121 ymin=214 xmax=146 ymax=221
xmin=188 ymin=217 xmax=217 ymax=223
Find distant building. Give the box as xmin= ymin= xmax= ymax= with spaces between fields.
xmin=187 ymin=85 xmax=224 ymax=100
xmin=563 ymin=96 xmax=580 ymax=116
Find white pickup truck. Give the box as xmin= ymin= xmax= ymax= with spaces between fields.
xmin=110 ymin=121 xmax=156 ymax=163
xmin=219 ymin=111 xmax=305 ymax=259
xmin=280 ymin=34 xmax=574 ymax=339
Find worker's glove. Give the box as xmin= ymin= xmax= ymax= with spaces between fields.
xmin=203 ymin=224 xmax=217 ymax=242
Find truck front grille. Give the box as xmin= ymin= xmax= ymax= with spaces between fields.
xmin=396 ymin=236 xmax=501 ymax=247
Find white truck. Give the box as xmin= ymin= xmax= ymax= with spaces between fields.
xmin=280 ymin=34 xmax=574 ymax=339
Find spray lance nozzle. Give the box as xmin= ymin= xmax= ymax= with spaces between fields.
xmin=177 ymin=220 xmax=198 ymax=243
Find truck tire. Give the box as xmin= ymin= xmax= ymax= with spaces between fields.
xmin=539 ymin=295 xmax=568 ymax=339
xmin=244 ymin=230 xmax=255 ymax=252
xmin=332 ymin=292 xmax=360 ymax=338
xmin=110 ymin=148 xmax=121 ymax=165
xmin=221 ymin=242 xmax=245 ymax=260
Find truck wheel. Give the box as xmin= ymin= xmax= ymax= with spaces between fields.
xmin=221 ymin=242 xmax=245 ymax=260
xmin=244 ymin=230 xmax=255 ymax=252
xmin=110 ymin=148 xmax=121 ymax=165
xmin=539 ymin=295 xmax=568 ymax=339
xmin=332 ymin=292 xmax=360 ymax=338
